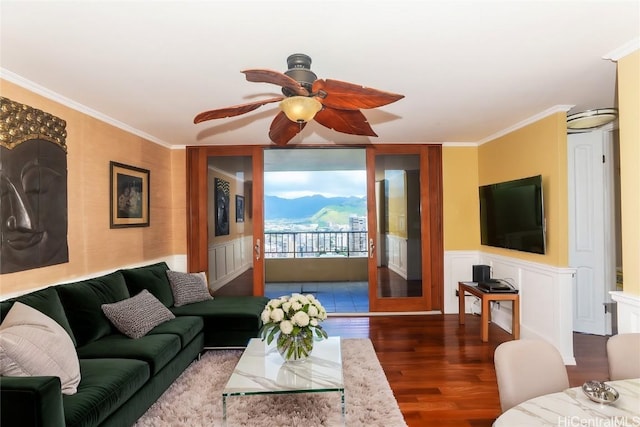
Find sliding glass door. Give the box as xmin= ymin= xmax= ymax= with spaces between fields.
xmin=186 ymin=146 xmax=265 ymax=296
xmin=366 ymin=145 xmax=443 ymax=312
xmin=186 ymin=144 xmax=443 ymax=312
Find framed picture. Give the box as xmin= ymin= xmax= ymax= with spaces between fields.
xmin=110 ymin=161 xmax=150 ymax=228
xmin=215 ymin=177 xmax=230 ymax=236
xmin=236 ymin=195 xmax=245 ymax=222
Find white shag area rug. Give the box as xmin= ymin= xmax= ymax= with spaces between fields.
xmin=134 ymin=338 xmax=406 ymax=427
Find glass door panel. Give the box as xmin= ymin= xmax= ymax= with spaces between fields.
xmin=367 ymin=145 xmax=442 ymax=312
xmin=186 ymin=146 xmax=264 ymax=296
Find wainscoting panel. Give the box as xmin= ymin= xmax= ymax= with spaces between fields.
xmin=445 ymin=250 xmax=577 ymax=364
xmin=387 ymin=234 xmax=407 ymax=279
xmin=611 ymin=291 xmax=640 ymax=333
xmin=443 ymin=250 xmax=480 ymax=315
xmin=208 ymin=236 xmax=253 ymax=292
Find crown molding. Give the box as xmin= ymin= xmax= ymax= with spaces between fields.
xmin=476 ymin=105 xmax=574 ymax=145
xmin=603 ymin=38 xmax=640 ymax=61
xmin=0 ymin=68 xmax=179 ymax=150
xmin=441 ymin=142 xmax=478 ymax=147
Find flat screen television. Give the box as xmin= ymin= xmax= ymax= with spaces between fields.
xmin=479 ymin=175 xmax=546 ymax=254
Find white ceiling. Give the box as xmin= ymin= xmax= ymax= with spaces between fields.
xmin=1 ymin=1 xmax=638 ymax=148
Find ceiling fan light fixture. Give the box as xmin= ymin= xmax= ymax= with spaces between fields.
xmin=280 ymin=96 xmax=322 ymax=123
xmin=567 ymin=108 xmax=618 ymax=133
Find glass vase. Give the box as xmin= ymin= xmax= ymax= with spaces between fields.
xmin=276 ymin=329 xmax=314 ymax=363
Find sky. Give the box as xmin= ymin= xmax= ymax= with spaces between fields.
xmin=264 ymin=170 xmax=366 ymax=199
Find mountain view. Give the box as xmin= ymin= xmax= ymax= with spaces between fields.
xmin=265 ymin=195 xmax=366 ymax=230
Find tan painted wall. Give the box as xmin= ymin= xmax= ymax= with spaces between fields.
xmin=386 ymin=170 xmax=408 ymax=238
xmin=442 ymin=146 xmax=480 ymax=250
xmin=206 ymin=170 xmax=253 ymax=245
xmin=0 ymin=80 xmax=186 ymax=296
xmin=617 ymin=50 xmax=640 ymax=295
xmin=478 ymin=113 xmax=568 ymax=266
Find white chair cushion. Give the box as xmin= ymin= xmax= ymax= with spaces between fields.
xmin=494 ymin=339 xmax=569 ymax=412
xmin=607 ymin=333 xmax=640 ymax=380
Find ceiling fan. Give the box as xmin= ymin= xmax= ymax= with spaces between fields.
xmin=193 ymin=54 xmax=404 ymax=145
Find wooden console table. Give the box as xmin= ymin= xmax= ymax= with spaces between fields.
xmin=458 ymin=282 xmax=520 ymax=342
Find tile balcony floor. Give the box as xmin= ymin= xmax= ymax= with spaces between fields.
xmin=265 ymin=281 xmax=369 ymax=313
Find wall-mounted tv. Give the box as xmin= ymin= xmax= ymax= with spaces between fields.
xmin=479 ymin=175 xmax=546 ymax=254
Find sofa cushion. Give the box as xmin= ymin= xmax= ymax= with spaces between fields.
xmin=171 ymin=296 xmax=269 ymax=347
xmin=0 ymin=302 xmax=81 ymax=395
xmin=101 ymin=290 xmax=175 ymax=339
xmin=121 ymin=262 xmax=174 ymax=307
xmin=147 ymin=316 xmax=203 ymax=348
xmin=63 ymin=358 xmax=149 ymax=427
xmin=170 ymin=296 xmax=268 ymax=330
xmin=166 ymin=270 xmax=213 ymax=307
xmin=76 ymin=333 xmax=181 ymax=375
xmin=0 ymin=286 xmax=77 ymax=346
xmin=56 ymin=271 xmax=130 ymax=347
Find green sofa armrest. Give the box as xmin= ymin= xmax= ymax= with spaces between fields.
xmin=0 ymin=376 xmax=65 ymax=427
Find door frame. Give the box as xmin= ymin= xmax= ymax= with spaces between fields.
xmin=366 ymin=144 xmax=443 ymax=312
xmin=186 ymin=145 xmax=265 ymax=296
xmin=186 ymin=144 xmax=443 ymax=312
xmin=567 ymin=129 xmax=617 ymax=335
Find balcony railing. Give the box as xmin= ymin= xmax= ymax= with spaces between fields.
xmin=264 ymin=231 xmax=368 ymax=258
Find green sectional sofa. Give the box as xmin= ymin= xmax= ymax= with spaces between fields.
xmin=0 ymin=262 xmax=268 ymax=427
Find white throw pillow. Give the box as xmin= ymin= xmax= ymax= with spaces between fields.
xmin=166 ymin=270 xmax=213 ymax=307
xmin=0 ymin=302 xmax=81 ymax=395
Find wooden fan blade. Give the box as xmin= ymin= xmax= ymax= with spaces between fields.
xmin=312 ymin=79 xmax=404 ymax=110
xmin=193 ymin=96 xmax=284 ymax=124
xmin=242 ymin=69 xmax=309 ymax=96
xmin=269 ymin=112 xmax=306 ymax=145
xmin=314 ymin=107 xmax=377 ymax=137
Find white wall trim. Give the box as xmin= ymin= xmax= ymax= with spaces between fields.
xmin=445 ymin=250 xmax=577 ymax=365
xmin=476 ymin=105 xmax=574 ymax=146
xmin=610 ymin=291 xmax=640 ymax=333
xmin=0 ymin=255 xmax=188 ymax=301
xmin=602 ymin=38 xmax=640 ymax=61
xmin=208 ymin=236 xmax=252 ymax=292
xmin=386 ymin=234 xmax=408 ymax=279
xmin=441 ymin=142 xmax=478 ymax=147
xmin=1 ymin=67 xmax=584 ymax=151
xmin=0 ymin=68 xmax=181 ymax=150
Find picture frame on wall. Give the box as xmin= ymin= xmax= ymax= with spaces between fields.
xmin=110 ymin=161 xmax=150 ymax=228
xmin=215 ymin=177 xmax=230 ymax=236
xmin=236 ymin=195 xmax=245 ymax=223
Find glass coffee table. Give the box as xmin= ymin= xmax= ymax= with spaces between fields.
xmin=222 ymin=336 xmax=344 ymax=426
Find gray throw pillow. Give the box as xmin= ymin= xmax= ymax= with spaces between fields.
xmin=166 ymin=270 xmax=213 ymax=307
xmin=101 ymin=290 xmax=175 ymax=339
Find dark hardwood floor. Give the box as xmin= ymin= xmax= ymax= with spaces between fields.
xmin=213 ymin=273 xmax=610 ymax=425
xmin=322 ymin=315 xmax=610 ymax=427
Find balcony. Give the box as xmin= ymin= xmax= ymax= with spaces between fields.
xmin=264 ymin=231 xmax=368 ymax=283
xmin=264 ymin=230 xmax=368 ymax=258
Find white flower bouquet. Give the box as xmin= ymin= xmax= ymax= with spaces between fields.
xmin=259 ymin=293 xmax=328 ymax=361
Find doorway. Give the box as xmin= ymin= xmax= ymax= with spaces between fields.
xmin=185 ymin=144 xmax=444 ymax=314
xmin=262 ymin=148 xmax=369 ymax=312
xmin=568 ymin=128 xmax=620 ymax=335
